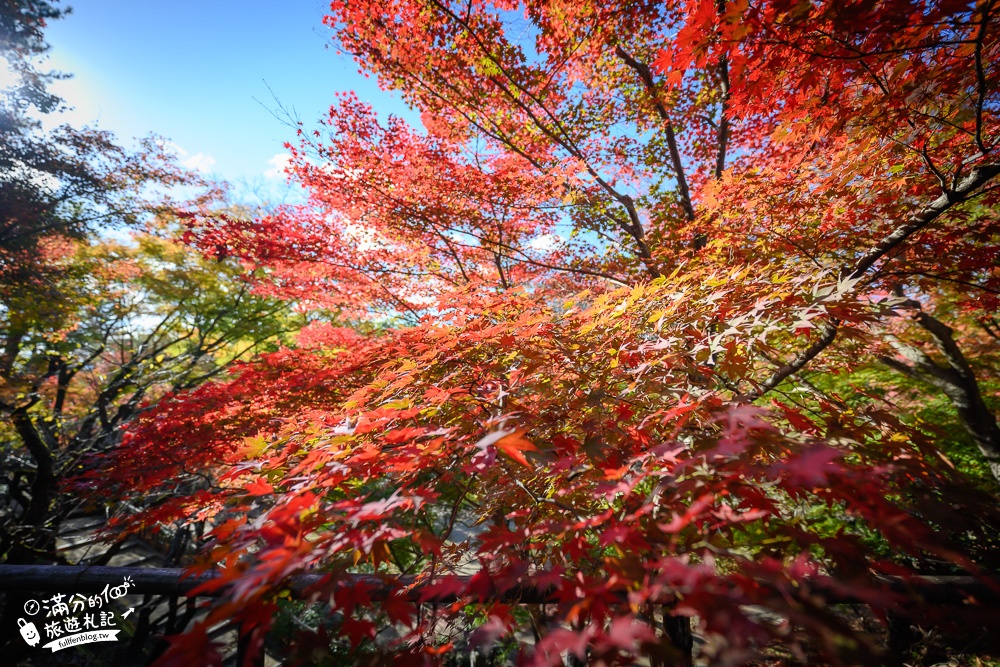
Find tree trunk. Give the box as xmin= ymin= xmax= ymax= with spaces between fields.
xmin=880 ymin=307 xmax=1000 ymax=486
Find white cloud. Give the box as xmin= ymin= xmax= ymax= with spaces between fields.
xmin=342 ymin=221 xmax=379 ymax=252
xmin=153 ymin=141 xmax=216 ymax=173
xmin=528 ymin=233 xmax=559 ymax=250
xmin=157 ymin=139 xmax=185 ymax=155
xmin=180 ymin=152 xmax=216 ymax=173
xmin=264 ymin=152 xmax=293 ymax=180
xmin=0 ymin=55 xmax=18 ymax=90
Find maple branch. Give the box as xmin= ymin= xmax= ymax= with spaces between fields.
xmin=353 ymin=55 xmax=545 ymax=172
xmin=907 ymin=107 xmax=979 ymax=139
xmin=491 ymin=212 xmax=510 ymax=289
xmin=765 ymin=227 xmax=824 ymax=270
xmin=420 ymin=5 xmax=573 ymax=152
xmin=493 ymin=250 xmax=510 ymax=289
xmin=427 ymin=0 xmax=579 ymax=155
xmin=6 ymin=408 xmax=57 ymax=540
xmin=439 ymin=476 xmax=475 ymax=544
xmin=714 ymin=73 xmax=730 ymax=180
xmin=879 ymin=299 xmax=1000 ymax=483
xmin=510 ymin=472 xmax=585 ymax=522
xmin=352 ymin=55 xmax=660 ymax=281
xmin=849 ymin=162 xmax=1000 ymax=281
xmin=369 ymin=277 xmax=422 ymax=320
xmin=410 ymin=2 xmax=659 ymax=276
xmin=747 ymin=161 xmax=997 ymax=399
xmin=51 ymin=344 xmax=106 ymax=418
xmin=270 ymin=246 xmax=464 ymax=285
xmin=714 ymin=0 xmax=731 ymax=181
xmin=980 ymin=317 xmax=1000 ymax=343
xmin=757 ymin=349 xmax=850 ymax=411
xmin=614 ymin=46 xmax=696 ymax=224
xmin=744 ymin=321 xmax=839 ymax=401
xmin=760 ymin=30 xmax=976 ymax=61
xmin=373 ymin=59 xmax=658 ymax=276
xmin=856 ymin=59 xmax=894 ymax=99
xmin=920 ymin=145 xmax=949 ymax=193
xmin=881 ymin=270 xmax=1000 ymax=295
xmin=412 ymin=214 xmax=631 ymax=286
xmin=973 ymin=0 xmax=997 ymax=155
xmin=436 ymin=229 xmax=472 ymax=284
xmin=480 ymin=69 xmax=658 ymax=271
xmin=370 ymin=197 xmax=632 ymax=286
xmin=496 ymin=250 xmax=630 ymax=287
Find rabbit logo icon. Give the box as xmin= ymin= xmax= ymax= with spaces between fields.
xmin=18 ymin=618 xmax=40 ymax=647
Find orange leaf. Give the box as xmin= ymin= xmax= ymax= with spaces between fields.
xmin=243 ymin=479 xmax=273 ymax=496
xmin=495 ymin=429 xmax=538 ymax=468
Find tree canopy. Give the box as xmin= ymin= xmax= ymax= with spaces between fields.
xmin=7 ymin=0 xmax=1000 ymax=665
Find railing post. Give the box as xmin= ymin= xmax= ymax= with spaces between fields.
xmin=664 ymin=613 xmax=693 ymax=666
xmin=236 ymin=621 xmax=265 ymax=667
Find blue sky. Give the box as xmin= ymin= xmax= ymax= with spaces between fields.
xmin=41 ymin=1 xmax=415 ymax=194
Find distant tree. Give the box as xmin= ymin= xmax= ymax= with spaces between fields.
xmin=0 ymin=0 xmax=64 ymax=115
xmin=0 ymin=3 xmax=305 ymax=655
xmin=0 ymin=223 xmax=303 ymax=551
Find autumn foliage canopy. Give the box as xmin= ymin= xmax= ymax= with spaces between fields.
xmin=92 ymin=0 xmax=1000 ymax=664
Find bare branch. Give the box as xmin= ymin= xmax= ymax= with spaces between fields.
xmin=714 ymin=50 xmax=730 ymax=181
xmin=881 ymin=298 xmax=1000 ymax=483
xmin=744 ymin=321 xmax=839 ymax=401
xmin=849 ymin=163 xmax=1000 ymax=281
xmin=615 ymin=46 xmax=696 ymax=224
xmin=973 ymin=0 xmax=997 ymax=155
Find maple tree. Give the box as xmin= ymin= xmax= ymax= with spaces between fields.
xmin=99 ymin=0 xmax=1000 ymax=664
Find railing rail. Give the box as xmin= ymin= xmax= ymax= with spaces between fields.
xmin=0 ymin=564 xmax=997 ymax=604
xmin=3 ymin=564 xmax=998 ymax=667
